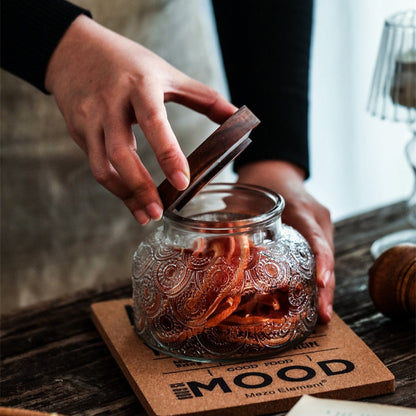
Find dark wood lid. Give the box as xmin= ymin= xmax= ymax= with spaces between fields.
xmin=158 ymin=106 xmax=260 ymax=211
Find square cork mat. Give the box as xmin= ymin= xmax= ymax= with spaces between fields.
xmin=91 ymin=299 xmax=394 ymax=416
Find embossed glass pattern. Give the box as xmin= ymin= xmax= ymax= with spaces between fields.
xmin=132 ymin=183 xmax=317 ymax=362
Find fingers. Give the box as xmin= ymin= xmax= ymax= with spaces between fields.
xmin=83 ymin=124 xmax=132 ymax=199
xmin=103 ymin=116 xmax=164 ymax=224
xmin=318 ymin=270 xmax=335 ymax=323
xmin=235 ymin=160 xmax=336 ymax=322
xmin=284 ymin=206 xmax=335 ymax=323
xmin=130 ymin=86 xmax=191 ymax=193
xmin=75 ymin=79 xmax=236 ymax=225
xmin=166 ymin=71 xmax=237 ymax=123
xmin=128 ymin=74 xmax=236 ymax=202
xmin=79 ymin=115 xmax=163 ymax=225
xmin=316 ymin=205 xmax=335 ymax=253
xmin=301 ymin=218 xmax=335 ymax=323
xmin=49 ymin=23 xmax=238 ymax=226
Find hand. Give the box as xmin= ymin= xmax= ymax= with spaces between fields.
xmin=237 ymin=160 xmax=335 ymax=323
xmin=45 ymin=15 xmax=236 ymax=224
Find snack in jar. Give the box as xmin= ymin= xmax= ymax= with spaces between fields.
xmin=132 ymin=182 xmax=317 ymax=362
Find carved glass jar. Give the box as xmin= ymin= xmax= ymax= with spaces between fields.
xmin=132 ymin=183 xmax=317 ymax=362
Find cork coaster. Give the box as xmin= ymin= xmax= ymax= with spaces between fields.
xmin=91 ymin=299 xmax=394 ymax=416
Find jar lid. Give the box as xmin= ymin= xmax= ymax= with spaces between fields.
xmin=158 ymin=106 xmax=260 ymax=211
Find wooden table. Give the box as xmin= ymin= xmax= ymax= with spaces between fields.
xmin=1 ymin=202 xmax=415 ymax=415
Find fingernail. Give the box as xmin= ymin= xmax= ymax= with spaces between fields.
xmin=134 ymin=209 xmax=150 ymax=225
xmin=170 ymin=170 xmax=190 ymax=191
xmin=146 ymin=202 xmax=163 ymax=221
xmin=321 ymin=270 xmax=332 ymax=288
xmin=326 ymin=304 xmax=333 ymax=320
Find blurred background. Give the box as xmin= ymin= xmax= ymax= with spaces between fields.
xmin=1 ymin=0 xmax=415 ymax=314
xmin=307 ymin=0 xmax=415 ymax=220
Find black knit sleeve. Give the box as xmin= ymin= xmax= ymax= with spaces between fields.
xmin=1 ymin=0 xmax=92 ymax=93
xmin=212 ymin=0 xmax=313 ymax=177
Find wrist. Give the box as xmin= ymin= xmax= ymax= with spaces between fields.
xmin=45 ymin=14 xmax=93 ymax=94
xmin=237 ymin=160 xmax=306 ymax=190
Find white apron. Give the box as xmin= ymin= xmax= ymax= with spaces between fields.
xmin=0 ymin=0 xmax=231 ymax=312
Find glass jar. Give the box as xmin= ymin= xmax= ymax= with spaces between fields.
xmin=132 ymin=183 xmax=317 ymax=362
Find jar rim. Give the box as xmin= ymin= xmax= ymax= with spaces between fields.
xmin=164 ymin=183 xmax=285 ymax=232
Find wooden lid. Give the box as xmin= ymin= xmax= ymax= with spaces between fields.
xmin=158 ymin=106 xmax=260 ymax=211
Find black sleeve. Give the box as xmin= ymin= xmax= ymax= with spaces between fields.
xmin=212 ymin=0 xmax=313 ymax=177
xmin=0 ymin=0 xmax=92 ymax=93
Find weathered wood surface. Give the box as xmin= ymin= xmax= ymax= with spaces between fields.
xmin=1 ymin=202 xmax=415 ymax=415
